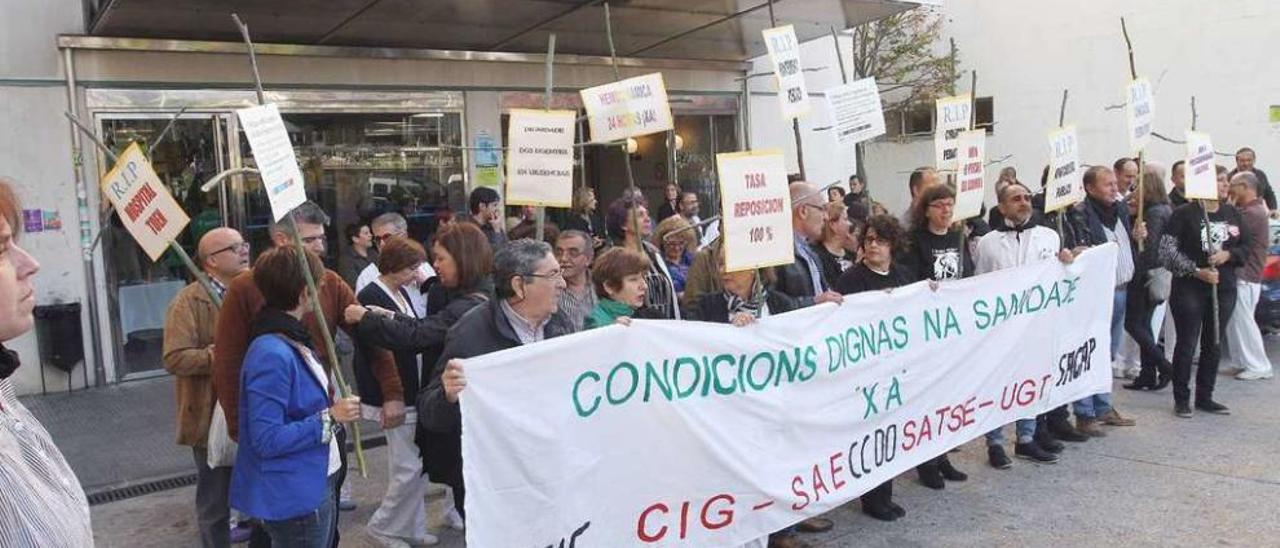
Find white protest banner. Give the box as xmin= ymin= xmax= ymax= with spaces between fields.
xmin=1044 ymin=126 xmax=1083 ymax=213
xmin=826 ymin=77 xmax=886 ymax=150
xmin=461 ymin=245 xmax=1119 ymax=547
xmin=953 ymin=129 xmax=985 ymax=221
xmin=99 ymin=142 xmax=190 ymax=261
xmin=580 ymin=73 xmax=674 ymax=143
xmin=763 ymin=25 xmax=810 ymax=120
xmin=1184 ymin=131 xmax=1217 ymax=200
xmin=1126 ymin=78 xmax=1155 ymax=153
xmin=934 ymin=94 xmax=973 ymax=171
xmin=237 ymin=104 xmax=307 ymax=221
xmin=505 ymin=109 xmax=577 ymax=207
xmin=716 ymin=150 xmax=794 ymax=272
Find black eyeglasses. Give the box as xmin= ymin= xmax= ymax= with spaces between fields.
xmin=210 ymin=242 xmax=249 ymax=256
xmin=523 ymin=268 xmax=564 ymax=281
xmin=373 ymin=230 xmax=404 ymax=245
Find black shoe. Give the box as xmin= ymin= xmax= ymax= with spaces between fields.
xmin=886 ymin=500 xmax=906 ymax=518
xmin=987 ymin=445 xmax=1012 ymax=469
xmin=1174 ymin=401 xmax=1193 ymax=418
xmin=1195 ymin=399 xmax=1231 ymax=415
xmin=1046 ymin=417 xmax=1089 ymax=442
xmin=938 ymin=456 xmax=969 ymax=481
xmin=1153 ymin=362 xmax=1173 ymax=391
xmin=794 ymin=517 xmax=833 ymax=533
xmin=1122 ymin=376 xmax=1158 ymax=390
xmin=916 ymin=463 xmax=945 ymax=490
xmin=1035 ymin=430 xmax=1065 ymax=454
xmin=1014 ymin=442 xmax=1060 ymax=463
xmin=861 ymin=502 xmax=898 ymax=522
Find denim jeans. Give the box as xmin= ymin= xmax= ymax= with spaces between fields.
xmin=1075 ymin=288 xmax=1124 ymax=418
xmin=261 ymin=476 xmax=336 ymax=548
xmin=985 ymin=419 xmax=1036 ymax=445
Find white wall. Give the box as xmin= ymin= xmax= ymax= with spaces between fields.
xmin=747 ymin=0 xmax=1280 ymax=217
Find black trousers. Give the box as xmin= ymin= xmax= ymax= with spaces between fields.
xmin=861 ymin=480 xmax=894 ymax=508
xmin=1168 ymin=280 xmax=1236 ymax=404
xmin=192 ymin=447 xmax=232 ymax=548
xmin=1124 ymin=280 xmax=1166 ymax=380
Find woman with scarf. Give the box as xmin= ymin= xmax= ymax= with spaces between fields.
xmin=585 ymin=247 xmax=660 ymax=329
xmin=231 ymin=247 xmax=361 ymax=548
xmin=900 ymin=185 xmax=972 ymax=490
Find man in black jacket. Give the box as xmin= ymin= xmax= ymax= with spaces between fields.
xmin=1230 ymin=147 xmax=1277 ymax=212
xmin=419 ymin=239 xmax=576 ymax=518
xmin=773 ymin=181 xmax=844 ymax=309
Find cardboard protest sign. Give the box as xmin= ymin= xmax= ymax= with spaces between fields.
xmin=237 ymin=104 xmax=307 ymax=222
xmin=461 ymin=244 xmax=1119 ymax=547
xmin=826 ymin=77 xmax=886 ymax=149
xmin=505 ymin=109 xmax=577 ymax=207
xmin=1184 ymin=131 xmax=1217 ymax=200
xmin=99 ymin=142 xmax=190 ymax=261
xmin=763 ymin=25 xmax=810 ymax=120
xmin=716 ymin=150 xmax=794 ymax=273
xmin=1044 ymin=126 xmax=1083 ymax=213
xmin=953 ymin=129 xmax=985 ymax=221
xmin=934 ymin=94 xmax=973 ymax=171
xmin=1126 ymin=78 xmax=1155 ymax=153
xmin=579 ymin=73 xmax=674 ymax=143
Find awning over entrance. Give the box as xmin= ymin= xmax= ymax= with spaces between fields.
xmin=84 ymin=0 xmax=922 ymax=63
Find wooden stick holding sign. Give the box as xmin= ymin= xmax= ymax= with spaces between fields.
xmin=603 ymin=2 xmax=645 ymax=252
xmin=232 ymin=13 xmax=367 ymax=477
xmin=534 ymin=33 xmax=556 ymax=243
xmin=763 ymin=0 xmax=807 ymax=179
xmin=955 ymin=70 xmax=980 ymax=274
xmin=1120 ymin=17 xmax=1156 ymax=250
xmin=1185 ymin=95 xmax=1219 ymax=347
xmin=1056 ymin=89 xmax=1069 ymax=238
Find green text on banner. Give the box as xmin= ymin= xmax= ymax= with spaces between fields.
xmin=99 ymin=142 xmax=190 ymax=261
xmin=579 ymin=73 xmax=674 ymax=143
xmin=763 ymin=24 xmax=810 ymax=120
xmin=1044 ymin=126 xmax=1083 ymax=213
xmin=236 ymin=104 xmax=307 ymax=221
xmin=459 ymin=245 xmax=1119 ymax=547
xmin=505 ymin=109 xmax=577 ymax=207
xmin=716 ymin=150 xmax=795 ymax=273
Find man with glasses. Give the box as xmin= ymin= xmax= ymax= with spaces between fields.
xmin=773 ymin=181 xmax=844 ymax=309
xmin=163 ymin=227 xmax=250 ymax=548
xmin=356 ymin=212 xmax=437 ymax=316
xmin=556 ymin=230 xmax=597 ymax=331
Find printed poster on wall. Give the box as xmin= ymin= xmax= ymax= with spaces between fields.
xmin=579 ymin=73 xmax=674 ymax=143
xmin=953 ymin=129 xmax=985 ymax=221
xmin=99 ymin=142 xmax=191 ymax=261
xmin=1126 ymin=78 xmax=1155 ymax=153
xmin=763 ymin=24 xmax=810 ymax=120
xmin=716 ymin=150 xmax=794 ymax=273
xmin=236 ymin=104 xmax=307 ymax=222
xmin=1184 ymin=131 xmax=1216 ymax=200
xmin=505 ymin=109 xmax=577 ymax=207
xmin=1044 ymin=126 xmax=1083 ymax=213
xmin=934 ymin=94 xmax=972 ymax=171
xmin=473 ymin=129 xmax=502 ymax=188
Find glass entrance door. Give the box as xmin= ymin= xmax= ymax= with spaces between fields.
xmin=97 ymin=114 xmax=231 ymax=378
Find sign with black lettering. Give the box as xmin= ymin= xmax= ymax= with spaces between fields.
xmin=1045 ymin=126 xmax=1083 ymax=213
xmin=934 ymin=94 xmax=972 ymax=171
xmin=1126 ymin=78 xmax=1154 ymax=153
xmin=506 ymin=109 xmax=576 ymax=207
xmin=763 ymin=25 xmax=810 ymax=120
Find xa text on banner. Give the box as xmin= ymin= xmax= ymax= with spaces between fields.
xmin=580 ymin=73 xmax=674 ymax=143
xmin=934 ymin=94 xmax=972 ymax=171
xmin=99 ymin=142 xmax=190 ymax=261
xmin=236 ymin=104 xmax=307 ymax=222
xmin=1184 ymin=131 xmax=1217 ymax=200
xmin=460 ymin=245 xmax=1118 ymax=547
xmin=953 ymin=130 xmax=985 ymax=221
xmin=763 ymin=25 xmax=810 ymax=120
xmin=1045 ymin=126 xmax=1083 ymax=213
xmin=1126 ymin=78 xmax=1155 ymax=153
xmin=506 ymin=109 xmax=577 ymax=207
xmin=716 ymin=150 xmax=795 ymax=272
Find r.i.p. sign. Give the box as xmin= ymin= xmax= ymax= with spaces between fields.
xmin=99 ymin=142 xmax=190 ymax=261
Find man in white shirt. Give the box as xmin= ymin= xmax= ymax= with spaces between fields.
xmin=356 ymin=212 xmax=437 ymax=316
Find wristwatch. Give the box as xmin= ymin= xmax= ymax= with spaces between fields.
xmin=320 ymin=410 xmax=335 ymax=444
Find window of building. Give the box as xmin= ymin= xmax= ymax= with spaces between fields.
xmin=888 ymin=96 xmax=995 ymax=137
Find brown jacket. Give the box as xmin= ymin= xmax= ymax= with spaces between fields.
xmin=162 ymin=282 xmax=219 ymax=447
xmin=213 ymin=268 xmax=403 ymax=440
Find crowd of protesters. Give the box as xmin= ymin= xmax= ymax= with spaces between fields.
xmin=0 ymin=144 xmax=1274 ymax=547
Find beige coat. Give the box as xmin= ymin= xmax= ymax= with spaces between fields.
xmin=162 ymin=281 xmax=218 ymax=447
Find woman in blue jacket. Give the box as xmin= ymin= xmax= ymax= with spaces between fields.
xmin=230 ymin=246 xmax=361 ymax=548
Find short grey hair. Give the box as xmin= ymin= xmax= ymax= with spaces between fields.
xmin=557 ymin=229 xmax=595 ymax=260
xmin=1231 ymin=171 xmax=1260 ymax=192
xmin=370 ymin=212 xmax=408 ymax=233
xmin=268 ymin=201 xmax=330 ymax=237
xmin=494 ymin=238 xmax=553 ymax=300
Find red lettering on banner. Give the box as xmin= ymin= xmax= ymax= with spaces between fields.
xmin=744 ymin=172 xmax=767 ymax=189
xmin=123 ymin=183 xmax=158 ymax=222
xmin=636 ymin=495 xmax=737 ymax=543
xmin=144 ymin=209 xmax=168 ymax=235
xmin=637 ymin=503 xmax=668 ymax=542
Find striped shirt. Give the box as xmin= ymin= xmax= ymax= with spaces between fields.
xmin=0 ymin=378 xmax=93 ymax=547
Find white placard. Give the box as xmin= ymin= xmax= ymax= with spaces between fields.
xmin=99 ymin=142 xmax=191 ymax=261
xmin=505 ymin=109 xmax=577 ymax=207
xmin=953 ymin=129 xmax=985 ymax=221
xmin=460 ymin=245 xmax=1118 ymax=547
xmin=763 ymin=25 xmax=810 ymax=120
xmin=934 ymin=94 xmax=973 ymax=171
xmin=1126 ymin=78 xmax=1155 ymax=153
xmin=716 ymin=150 xmax=795 ymax=273
xmin=1184 ymin=131 xmax=1217 ymax=200
xmin=579 ymin=73 xmax=674 ymax=143
xmin=1044 ymin=126 xmax=1083 ymax=213
xmin=236 ymin=104 xmax=307 ymax=222
xmin=826 ymin=77 xmax=886 ymax=148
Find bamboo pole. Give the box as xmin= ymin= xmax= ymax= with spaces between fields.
xmin=603 ymin=3 xmax=645 ymax=253
xmin=232 ymin=13 xmax=367 ymax=476
xmin=957 ymin=70 xmax=977 ymax=273
xmin=534 ymin=33 xmax=556 ymax=243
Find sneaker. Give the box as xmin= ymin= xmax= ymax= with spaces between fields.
xmin=443 ymin=506 xmax=465 ymax=531
xmin=916 ymin=463 xmax=945 ymax=490
xmin=1236 ymin=370 xmax=1274 ymax=381
xmin=366 ymin=527 xmax=413 ymax=548
xmin=1174 ymin=401 xmax=1193 ymax=418
xmin=1014 ymin=442 xmax=1060 ymax=463
xmin=229 ymin=522 xmax=252 ymax=544
xmin=1034 ymin=430 xmax=1065 ymax=454
xmin=938 ymin=456 xmax=968 ymax=481
xmin=1099 ymin=409 xmax=1136 ymax=427
xmin=1046 ymin=417 xmax=1089 ymax=442
xmin=987 ymin=445 xmax=1012 ymax=469
xmin=1076 ymin=417 xmax=1107 ymax=438
xmin=1195 ymin=399 xmax=1231 ymax=415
